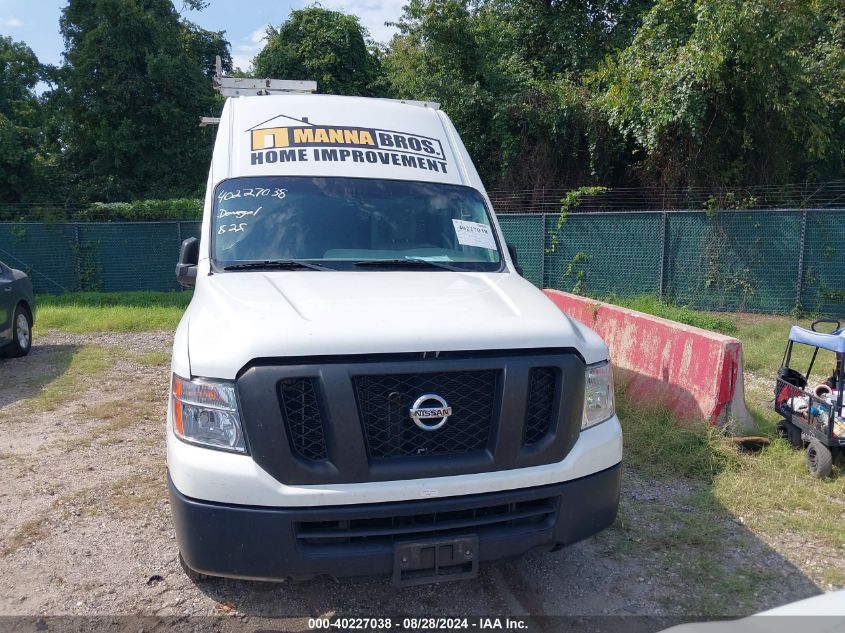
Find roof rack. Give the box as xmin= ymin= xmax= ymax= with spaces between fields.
xmin=212 ymin=56 xmax=317 ymax=97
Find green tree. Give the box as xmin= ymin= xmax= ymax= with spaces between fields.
xmin=253 ymin=7 xmax=380 ymax=96
xmin=181 ymin=21 xmax=232 ymax=80
xmin=0 ymin=36 xmax=44 ymax=202
xmin=594 ymin=0 xmax=845 ymax=187
xmin=54 ymin=0 xmax=225 ymax=201
xmin=383 ymin=0 xmax=636 ymax=189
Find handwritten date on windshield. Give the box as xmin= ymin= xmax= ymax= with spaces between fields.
xmin=218 ymin=222 xmax=248 ymax=234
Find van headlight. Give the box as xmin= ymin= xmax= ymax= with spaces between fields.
xmin=583 ymin=361 xmax=615 ymax=429
xmin=171 ymin=374 xmax=246 ymax=453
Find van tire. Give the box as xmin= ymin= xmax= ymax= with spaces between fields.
xmin=179 ymin=552 xmax=212 ymax=583
xmin=806 ymin=440 xmax=833 ymax=478
xmin=3 ymin=304 xmax=32 ymax=358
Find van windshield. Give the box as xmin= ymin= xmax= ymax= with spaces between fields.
xmin=211 ymin=177 xmax=502 ymax=272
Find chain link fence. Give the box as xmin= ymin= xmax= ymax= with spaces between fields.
xmin=498 ymin=209 xmax=844 ymax=315
xmin=1 ymin=209 xmax=843 ymax=315
xmin=0 ymin=222 xmax=201 ymax=293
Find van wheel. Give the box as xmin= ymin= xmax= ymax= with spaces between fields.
xmin=179 ymin=552 xmax=212 ymax=583
xmin=3 ymin=304 xmax=32 ymax=358
xmin=806 ymin=440 xmax=833 ymax=478
xmin=786 ymin=422 xmax=803 ymax=449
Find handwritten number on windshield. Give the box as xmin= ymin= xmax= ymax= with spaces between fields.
xmin=218 ymin=188 xmax=287 ymax=203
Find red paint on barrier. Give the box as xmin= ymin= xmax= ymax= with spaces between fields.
xmin=543 ymin=290 xmax=751 ymax=428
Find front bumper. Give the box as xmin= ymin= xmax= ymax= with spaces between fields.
xmin=169 ymin=462 xmax=621 ymax=582
xmin=167 ymin=414 xmax=623 ymax=507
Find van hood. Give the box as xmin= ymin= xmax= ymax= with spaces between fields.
xmin=185 ymin=271 xmax=608 ymax=379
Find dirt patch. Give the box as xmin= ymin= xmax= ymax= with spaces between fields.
xmin=0 ymin=331 xmax=830 ymax=618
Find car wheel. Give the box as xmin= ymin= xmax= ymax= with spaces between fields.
xmin=806 ymin=440 xmax=833 ymax=478
xmin=4 ymin=304 xmax=32 ymax=358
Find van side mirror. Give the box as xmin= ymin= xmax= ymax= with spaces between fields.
xmin=176 ymin=237 xmax=199 ymax=287
xmin=506 ymin=243 xmax=524 ymax=277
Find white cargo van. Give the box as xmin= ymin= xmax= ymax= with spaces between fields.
xmin=168 ymin=94 xmax=622 ymax=585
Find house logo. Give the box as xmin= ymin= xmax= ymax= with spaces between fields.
xmin=246 ymin=114 xmax=450 ymax=175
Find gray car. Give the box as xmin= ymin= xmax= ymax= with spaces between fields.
xmin=0 ymin=260 xmax=35 ymax=357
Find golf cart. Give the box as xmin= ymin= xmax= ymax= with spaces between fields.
xmin=774 ymin=319 xmax=844 ymax=478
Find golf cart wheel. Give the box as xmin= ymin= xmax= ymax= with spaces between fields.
xmin=179 ymin=552 xmax=212 ymax=583
xmin=806 ymin=440 xmax=833 ymax=478
xmin=786 ymin=421 xmax=803 ymax=449
xmin=3 ymin=304 xmax=32 ymax=358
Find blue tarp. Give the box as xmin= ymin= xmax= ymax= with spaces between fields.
xmin=789 ymin=326 xmax=845 ymax=353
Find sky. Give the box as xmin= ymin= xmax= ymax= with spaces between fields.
xmin=0 ymin=0 xmax=404 ymax=71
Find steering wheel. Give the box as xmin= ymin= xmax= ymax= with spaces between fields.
xmin=811 ymin=318 xmax=841 ymax=333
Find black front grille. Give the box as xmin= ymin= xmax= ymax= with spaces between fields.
xmin=279 ymin=378 xmax=328 ymax=460
xmin=237 ymin=350 xmax=584 ymax=485
xmin=354 ymin=370 xmax=498 ymax=459
xmin=524 ymin=367 xmax=558 ymax=445
xmin=295 ymin=496 xmax=557 ymax=547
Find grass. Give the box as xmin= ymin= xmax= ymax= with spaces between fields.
xmin=133 ymin=350 xmax=171 ymax=367
xmin=63 ymin=386 xmax=163 ymax=451
xmin=83 ymin=390 xmax=161 ymax=431
xmin=27 ymin=346 xmax=120 ymax=412
xmin=2 ymin=518 xmax=48 ymax=556
xmin=732 ymin=313 xmax=839 ymax=377
xmin=616 ymin=389 xmax=744 ymax=480
xmin=604 ymin=296 xmax=845 ymax=565
xmin=598 ymin=466 xmax=782 ymax=615
xmin=617 ymin=391 xmax=845 ymax=600
xmin=605 ymin=294 xmax=737 ymax=335
xmin=107 ymin=472 xmax=166 ymax=516
xmin=617 ymin=389 xmax=845 ymax=552
xmin=711 ymin=439 xmax=845 ymax=547
xmin=36 ymin=291 xmax=191 ymax=333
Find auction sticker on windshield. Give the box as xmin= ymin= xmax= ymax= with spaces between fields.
xmin=453 ymin=219 xmax=497 ymax=250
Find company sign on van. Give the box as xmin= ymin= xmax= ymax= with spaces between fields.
xmin=247 ymin=115 xmax=450 ymax=175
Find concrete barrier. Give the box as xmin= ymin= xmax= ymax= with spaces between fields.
xmin=543 ymin=290 xmax=752 ymax=430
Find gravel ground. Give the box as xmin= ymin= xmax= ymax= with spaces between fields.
xmin=0 ymin=331 xmax=825 ymax=626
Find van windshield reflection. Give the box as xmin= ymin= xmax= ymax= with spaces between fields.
xmin=211 ymin=177 xmax=502 ymax=272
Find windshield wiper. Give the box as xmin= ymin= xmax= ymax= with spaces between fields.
xmin=223 ymin=259 xmax=331 ymax=271
xmin=353 ymin=258 xmax=463 ymax=271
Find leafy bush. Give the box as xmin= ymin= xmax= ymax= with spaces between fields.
xmin=75 ymin=199 xmax=203 ymax=221
xmin=1 ymin=199 xmax=203 ymax=222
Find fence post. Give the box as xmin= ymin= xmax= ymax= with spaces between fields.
xmin=539 ymin=213 xmax=546 ymax=288
xmin=74 ymin=223 xmax=82 ymax=293
xmin=795 ymin=209 xmax=808 ymax=311
xmin=658 ymin=211 xmax=668 ymax=298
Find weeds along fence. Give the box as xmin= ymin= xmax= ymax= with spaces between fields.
xmin=1 ymin=209 xmax=844 ymax=315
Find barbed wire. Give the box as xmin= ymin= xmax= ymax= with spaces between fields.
xmin=489 ymin=180 xmax=845 ymax=213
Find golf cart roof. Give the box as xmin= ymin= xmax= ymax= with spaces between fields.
xmin=789 ymin=325 xmax=845 ymax=353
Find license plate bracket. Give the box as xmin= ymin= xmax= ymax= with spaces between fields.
xmin=392 ymin=535 xmax=479 ymax=586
